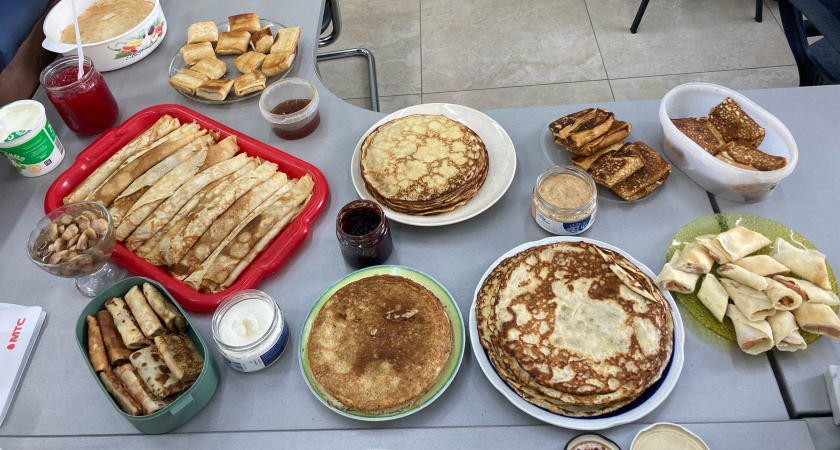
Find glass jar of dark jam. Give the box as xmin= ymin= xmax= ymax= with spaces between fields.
xmin=335 ymin=200 xmax=393 ymax=268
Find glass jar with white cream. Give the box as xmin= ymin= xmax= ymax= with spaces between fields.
xmin=212 ymin=290 xmax=288 ymax=373
xmin=532 ymin=166 xmax=597 ymax=235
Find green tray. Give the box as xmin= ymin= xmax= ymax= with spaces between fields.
xmin=74 ymin=277 xmax=219 ymax=434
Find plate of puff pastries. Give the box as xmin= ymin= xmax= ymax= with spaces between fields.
xmin=168 ymin=13 xmax=300 ymax=104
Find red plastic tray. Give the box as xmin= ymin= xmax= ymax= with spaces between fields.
xmin=45 ymin=104 xmax=328 ymax=311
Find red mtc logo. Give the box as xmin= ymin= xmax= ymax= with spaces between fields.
xmin=7 ymin=318 xmax=25 ymax=350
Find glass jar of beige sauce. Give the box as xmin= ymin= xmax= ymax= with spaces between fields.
xmin=532 ymin=166 xmax=597 ymax=235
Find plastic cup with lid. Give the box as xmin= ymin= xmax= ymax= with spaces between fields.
xmin=258 ymin=77 xmax=320 ymax=140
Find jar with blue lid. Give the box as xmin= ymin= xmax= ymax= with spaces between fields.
xmin=212 ymin=290 xmax=288 ymax=372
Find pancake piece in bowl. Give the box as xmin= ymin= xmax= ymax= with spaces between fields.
xmin=476 ymin=241 xmax=674 ymax=417
xmin=307 ymin=274 xmax=452 ymax=414
xmin=360 ymin=114 xmax=489 ymax=215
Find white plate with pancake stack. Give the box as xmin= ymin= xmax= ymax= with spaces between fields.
xmin=470 ymin=236 xmax=685 ymax=430
xmin=350 ymin=103 xmax=517 ymax=227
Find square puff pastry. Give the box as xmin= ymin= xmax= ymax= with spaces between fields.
xmin=216 ymin=30 xmax=251 ymax=55
xmin=187 ymin=21 xmax=219 ymax=45
xmin=169 ymin=69 xmax=211 ymax=95
xmin=196 ymin=79 xmax=234 ymax=102
xmin=234 ymin=70 xmax=266 ymax=96
xmin=261 ymin=52 xmax=295 ymax=77
xmin=229 ymin=13 xmax=261 ymax=33
xmin=191 ymin=57 xmax=228 ymax=79
xmin=250 ymin=26 xmax=274 ymax=54
xmin=270 ymin=27 xmax=301 ymax=54
xmin=180 ymin=42 xmax=215 ymax=66
xmin=234 ymin=52 xmax=266 ymax=74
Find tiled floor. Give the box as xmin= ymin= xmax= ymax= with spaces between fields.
xmin=317 ymin=0 xmax=799 ymax=113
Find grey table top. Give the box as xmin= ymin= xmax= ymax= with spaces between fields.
xmin=0 ymin=0 xmax=835 ymax=445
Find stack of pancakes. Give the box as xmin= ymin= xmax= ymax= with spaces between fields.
xmin=361 ymin=114 xmax=489 ymax=215
xmin=476 ymin=241 xmax=674 ymax=417
xmin=307 ymin=275 xmax=452 ymax=414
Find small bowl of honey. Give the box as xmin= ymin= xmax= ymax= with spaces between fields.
xmin=259 ymin=77 xmax=320 ymax=140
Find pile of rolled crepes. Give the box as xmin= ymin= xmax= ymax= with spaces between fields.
xmin=86 ymin=283 xmax=202 ymax=416
xmin=655 ymin=225 xmax=840 ymax=355
xmin=64 ymin=115 xmax=314 ymax=293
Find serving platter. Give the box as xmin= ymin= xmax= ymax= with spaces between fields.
xmin=667 ymin=213 xmax=839 ymax=344
xmin=350 ymin=103 xmax=517 ymax=227
xmin=299 ymin=265 xmax=465 ymax=421
xmin=469 ymin=236 xmax=685 ymax=430
xmin=168 ymin=19 xmax=296 ymax=104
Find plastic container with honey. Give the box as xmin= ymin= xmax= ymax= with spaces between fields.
xmin=259 ymin=77 xmax=320 ymax=140
xmin=532 ymin=166 xmax=597 ymax=235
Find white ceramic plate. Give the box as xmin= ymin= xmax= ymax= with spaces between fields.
xmin=350 ymin=103 xmax=517 ymax=226
xmin=469 ymin=236 xmax=685 ymax=430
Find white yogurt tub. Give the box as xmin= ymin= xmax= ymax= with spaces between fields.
xmin=0 ymin=100 xmax=65 ymax=177
xmin=212 ymin=289 xmax=289 ymax=372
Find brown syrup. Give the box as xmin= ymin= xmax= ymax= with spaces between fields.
xmin=270 ymin=99 xmax=320 ymax=140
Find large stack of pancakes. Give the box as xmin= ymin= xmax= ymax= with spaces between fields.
xmin=360 ymin=114 xmax=489 ymax=215
xmin=476 ymin=241 xmax=674 ymax=417
xmin=307 ymin=275 xmax=452 ymax=413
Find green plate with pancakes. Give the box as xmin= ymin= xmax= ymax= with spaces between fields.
xmin=667 ymin=213 xmax=839 ymax=345
xmin=298 ymin=265 xmax=465 ymax=421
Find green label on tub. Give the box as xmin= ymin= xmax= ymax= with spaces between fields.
xmin=0 ymin=126 xmax=55 ymax=165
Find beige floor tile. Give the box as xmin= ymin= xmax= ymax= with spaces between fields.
xmin=343 ymin=94 xmax=422 ymax=113
xmin=420 ymin=0 xmax=606 ymax=93
xmin=609 ymin=66 xmax=799 ymax=101
xmin=317 ymin=0 xmax=421 ymax=98
xmin=421 ymin=81 xmax=614 ymax=111
xmin=588 ymin=0 xmax=796 ymax=79
xmin=765 ymin=0 xmax=782 ymax=28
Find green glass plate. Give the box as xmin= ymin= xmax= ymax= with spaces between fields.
xmin=298 ymin=265 xmax=465 ymax=421
xmin=667 ymin=213 xmax=838 ymax=344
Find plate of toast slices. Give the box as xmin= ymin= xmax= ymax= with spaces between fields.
xmin=168 ymin=13 xmax=300 ymax=104
xmin=541 ymin=109 xmax=672 ymax=203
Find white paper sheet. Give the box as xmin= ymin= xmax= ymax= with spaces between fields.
xmin=0 ymin=304 xmax=46 ymax=427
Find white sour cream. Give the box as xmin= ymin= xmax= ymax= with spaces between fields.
xmin=0 ymin=102 xmax=42 ymax=141
xmin=217 ymin=298 xmax=274 ymax=347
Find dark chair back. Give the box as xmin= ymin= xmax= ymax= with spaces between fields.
xmin=778 ymin=0 xmax=840 ymax=85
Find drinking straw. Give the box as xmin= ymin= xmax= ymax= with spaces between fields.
xmin=70 ymin=0 xmax=84 ymax=80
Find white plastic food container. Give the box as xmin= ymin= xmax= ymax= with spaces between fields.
xmin=42 ymin=0 xmax=167 ymax=72
xmin=659 ymin=82 xmax=798 ymax=203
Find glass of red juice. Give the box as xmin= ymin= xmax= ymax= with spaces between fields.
xmin=39 ymin=56 xmax=119 ymax=136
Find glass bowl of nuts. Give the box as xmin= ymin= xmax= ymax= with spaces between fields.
xmin=27 ymin=201 xmax=125 ymax=296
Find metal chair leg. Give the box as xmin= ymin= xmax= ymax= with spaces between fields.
xmin=630 ymin=0 xmax=651 ymax=33
xmin=756 ymin=0 xmax=763 ymax=22
xmin=317 ymin=48 xmax=380 ymax=112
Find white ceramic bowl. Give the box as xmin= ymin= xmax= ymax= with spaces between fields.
xmin=659 ymin=82 xmax=798 ymax=203
xmin=42 ymin=0 xmax=167 ymax=72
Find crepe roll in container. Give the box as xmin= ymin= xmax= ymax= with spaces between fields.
xmin=726 ymin=304 xmax=774 ymax=355
xmin=719 ymin=278 xmax=775 ymax=321
xmin=763 ymin=277 xmax=803 ymax=311
xmin=793 ymin=303 xmax=840 ymax=339
xmin=115 ymin=364 xmax=171 ymax=415
xmin=96 ymin=310 xmax=133 ymax=366
xmin=771 ymin=238 xmax=831 ymax=291
xmin=143 ymin=283 xmax=188 ymax=333
xmin=154 ymin=333 xmax=204 ymax=382
xmin=105 ymin=297 xmax=152 ymax=349
xmin=99 ymin=369 xmax=143 ymax=416
xmin=655 ymin=250 xmax=700 ymax=294
xmin=124 ymin=285 xmax=167 ymax=338
xmin=712 ymin=226 xmax=771 ymax=262
xmin=773 ymin=275 xmax=840 ymax=306
xmin=86 ymin=315 xmax=110 ymax=372
xmin=675 ymin=241 xmax=715 ymax=274
xmin=130 ymin=346 xmax=183 ymax=399
xmin=717 ymin=263 xmax=768 ymax=291
xmin=697 ymin=274 xmax=728 ymax=322
xmin=767 ymin=310 xmax=807 ymax=352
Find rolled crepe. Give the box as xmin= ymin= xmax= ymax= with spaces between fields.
xmin=197 ymin=135 xmax=239 ymax=171
xmin=695 ymin=234 xmax=731 ymax=264
xmin=726 ymin=304 xmax=774 ymax=355
xmin=720 ymin=278 xmax=775 ymax=321
xmin=793 ymin=303 xmax=840 ymax=339
xmin=115 ymin=364 xmax=170 ymax=415
xmin=717 ymin=263 xmax=768 ymax=291
xmin=124 ymin=285 xmax=166 ymax=338
xmin=773 ymin=275 xmax=840 ymax=306
xmin=697 ymin=274 xmax=729 ymax=322
xmin=105 ymin=297 xmax=152 ymax=349
xmin=96 ymin=310 xmax=133 ymax=366
xmin=767 ymin=310 xmax=807 ymax=352
xmin=86 ymin=315 xmax=109 ymax=372
xmin=154 ymin=333 xmax=204 ymax=382
xmin=64 ymin=115 xmax=178 ymax=204
xmin=771 ymin=238 xmax=831 ymax=290
xmin=675 ymin=241 xmax=715 ymax=274
xmin=143 ymin=283 xmax=188 ymax=333
xmin=732 ymin=255 xmax=790 ymax=277
xmin=161 ymin=161 xmax=278 ymax=267
xmin=124 ymin=153 xmax=252 ymax=251
xmin=654 ymin=250 xmax=701 ymax=294
xmin=129 ymin=346 xmax=183 ymax=399
xmin=713 ymin=226 xmax=771 ymax=262
xmin=99 ymin=369 xmax=143 ymax=416
xmin=171 ymin=171 xmax=289 ymax=277
xmin=87 ymin=129 xmax=205 ymax=207
xmin=763 ymin=277 xmax=803 ymax=311
xmin=108 ymin=123 xmax=200 ymax=177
